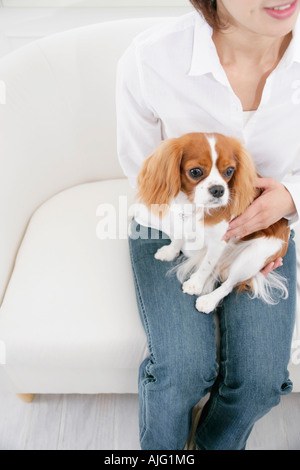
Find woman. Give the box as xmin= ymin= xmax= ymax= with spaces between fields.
xmin=116 ymin=0 xmax=300 ymax=450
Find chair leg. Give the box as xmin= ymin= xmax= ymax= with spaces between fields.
xmin=16 ymin=393 xmax=35 ymax=403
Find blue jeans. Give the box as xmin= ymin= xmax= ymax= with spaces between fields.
xmin=128 ymin=219 xmax=297 ymax=450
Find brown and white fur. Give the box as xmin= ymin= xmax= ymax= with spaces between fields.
xmin=137 ymin=132 xmax=290 ymax=313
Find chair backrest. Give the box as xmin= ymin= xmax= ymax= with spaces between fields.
xmin=0 ymin=17 xmax=167 ymax=303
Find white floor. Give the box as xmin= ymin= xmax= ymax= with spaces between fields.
xmin=0 ymin=392 xmax=300 ymax=450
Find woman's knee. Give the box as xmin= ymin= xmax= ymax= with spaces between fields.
xmin=219 ymin=368 xmax=293 ymax=414
xmin=140 ymin=348 xmax=218 ymax=402
xmin=172 ymin=356 xmax=218 ymax=400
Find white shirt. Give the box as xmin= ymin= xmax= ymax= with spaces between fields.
xmin=116 ymin=11 xmax=300 ymax=227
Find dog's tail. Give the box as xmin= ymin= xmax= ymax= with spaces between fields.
xmin=249 ymin=270 xmax=289 ymax=304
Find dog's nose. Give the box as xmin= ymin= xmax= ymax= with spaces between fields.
xmin=209 ymin=185 xmax=225 ymax=198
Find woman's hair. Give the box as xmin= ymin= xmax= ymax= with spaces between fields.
xmin=189 ymin=0 xmax=222 ymax=29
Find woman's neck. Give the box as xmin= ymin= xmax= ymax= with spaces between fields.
xmin=212 ymin=27 xmax=292 ymax=69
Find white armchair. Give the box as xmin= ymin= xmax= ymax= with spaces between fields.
xmin=0 ymin=18 xmax=299 ymax=401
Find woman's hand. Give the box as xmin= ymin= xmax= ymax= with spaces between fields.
xmin=223 ymin=177 xmax=296 ymax=275
xmin=260 ymin=257 xmax=283 ymax=276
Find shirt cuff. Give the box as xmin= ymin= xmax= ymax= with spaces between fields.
xmin=282 ymin=179 xmax=300 ymax=228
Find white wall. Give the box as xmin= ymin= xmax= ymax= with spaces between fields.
xmin=2 ymin=1 xmax=188 ymax=5
xmin=0 ymin=1 xmax=192 ymax=58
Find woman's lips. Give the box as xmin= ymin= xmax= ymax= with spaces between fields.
xmin=264 ymin=1 xmax=298 ymax=19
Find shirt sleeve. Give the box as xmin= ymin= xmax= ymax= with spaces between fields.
xmin=116 ymin=40 xmax=163 ymax=189
xmin=282 ymin=170 xmax=300 ymax=227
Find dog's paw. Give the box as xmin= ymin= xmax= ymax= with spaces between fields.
xmin=182 ymin=277 xmax=204 ymax=296
xmin=154 ymin=245 xmax=179 ymax=262
xmin=195 ymin=294 xmax=218 ymax=314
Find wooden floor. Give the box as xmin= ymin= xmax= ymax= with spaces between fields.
xmin=0 ymin=392 xmax=299 ymax=450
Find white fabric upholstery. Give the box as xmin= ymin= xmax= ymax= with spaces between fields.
xmin=0 ymin=17 xmax=165 ymax=306
xmin=0 ymin=18 xmax=299 ymax=393
xmin=0 ymin=179 xmax=149 ymax=393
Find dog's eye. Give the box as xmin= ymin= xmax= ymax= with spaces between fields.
xmin=188 ymin=168 xmax=204 ymax=179
xmin=224 ymin=167 xmax=234 ymax=178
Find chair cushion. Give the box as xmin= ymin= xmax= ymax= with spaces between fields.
xmin=0 ymin=178 xmax=299 ymax=393
xmin=0 ymin=179 xmax=149 ymax=393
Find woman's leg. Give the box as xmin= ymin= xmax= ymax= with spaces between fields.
xmin=129 ymin=219 xmax=218 ymax=450
xmin=195 ymin=232 xmax=297 ymax=450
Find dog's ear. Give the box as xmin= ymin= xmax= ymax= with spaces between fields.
xmin=228 ymin=139 xmax=257 ymax=217
xmin=137 ymin=138 xmax=184 ymax=211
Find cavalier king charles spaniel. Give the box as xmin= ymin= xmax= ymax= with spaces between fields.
xmin=137 ymin=132 xmax=290 ymax=313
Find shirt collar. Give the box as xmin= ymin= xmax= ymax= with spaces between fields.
xmin=188 ymin=11 xmax=300 ymax=78
xmin=188 ymin=13 xmax=230 ymax=86
xmin=188 ymin=13 xmax=219 ymax=77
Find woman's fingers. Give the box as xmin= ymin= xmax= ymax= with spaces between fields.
xmin=260 ymin=257 xmax=283 ymax=277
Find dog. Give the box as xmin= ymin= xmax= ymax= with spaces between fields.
xmin=136 ymin=132 xmax=290 ymax=313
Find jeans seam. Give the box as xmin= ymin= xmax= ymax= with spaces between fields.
xmin=129 ymin=239 xmax=156 ymax=363
xmin=194 ymin=390 xmax=219 ymax=448
xmin=129 ymin=236 xmax=157 ymax=442
xmin=195 ymin=307 xmax=229 ymax=447
xmin=219 ymin=305 xmax=229 ymax=396
xmin=140 ymin=379 xmax=150 ymax=442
